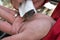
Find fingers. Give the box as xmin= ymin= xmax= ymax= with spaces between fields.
xmin=33 ymin=0 xmax=45 ymax=9
xmin=0 ymin=20 xmax=12 ymax=34
xmin=0 ymin=6 xmax=16 ymax=16
xmin=0 ymin=16 xmax=24 ymax=35
xmin=1 ymin=33 xmax=23 ymax=40
xmin=12 ymin=16 xmax=24 ymax=34
xmin=11 ymin=0 xmax=23 ymax=9
xmin=0 ymin=7 xmax=15 ymax=23
xmin=11 ymin=0 xmax=44 ymax=9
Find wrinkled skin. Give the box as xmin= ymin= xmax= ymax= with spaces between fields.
xmin=0 ymin=0 xmax=55 ymax=40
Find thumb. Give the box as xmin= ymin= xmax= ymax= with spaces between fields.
xmin=1 ymin=33 xmax=23 ymax=40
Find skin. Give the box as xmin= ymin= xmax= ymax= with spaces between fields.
xmin=0 ymin=0 xmax=55 ymax=40
xmin=10 ymin=0 xmax=45 ymax=9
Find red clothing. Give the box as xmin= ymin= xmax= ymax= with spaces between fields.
xmin=42 ymin=18 xmax=60 ymax=40
xmin=52 ymin=3 xmax=60 ymax=21
xmin=42 ymin=1 xmax=60 ymax=40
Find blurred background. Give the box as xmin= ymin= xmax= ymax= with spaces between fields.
xmin=0 ymin=0 xmax=14 ymax=9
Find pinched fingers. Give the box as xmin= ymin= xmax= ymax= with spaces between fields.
xmin=0 ymin=16 xmax=24 ymax=35
xmin=0 ymin=7 xmax=15 ymax=23
xmin=10 ymin=0 xmax=23 ymax=9
xmin=0 ymin=6 xmax=16 ymax=16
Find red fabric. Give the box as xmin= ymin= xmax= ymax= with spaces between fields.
xmin=56 ymin=35 xmax=60 ymax=40
xmin=42 ymin=18 xmax=60 ymax=40
xmin=52 ymin=3 xmax=60 ymax=21
xmin=42 ymin=0 xmax=60 ymax=40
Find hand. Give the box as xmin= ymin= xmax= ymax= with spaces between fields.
xmin=0 ymin=6 xmax=55 ymax=40
xmin=10 ymin=0 xmax=45 ymax=9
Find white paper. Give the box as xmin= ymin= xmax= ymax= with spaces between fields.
xmin=44 ymin=2 xmax=57 ymax=9
xmin=19 ymin=0 xmax=37 ymax=17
